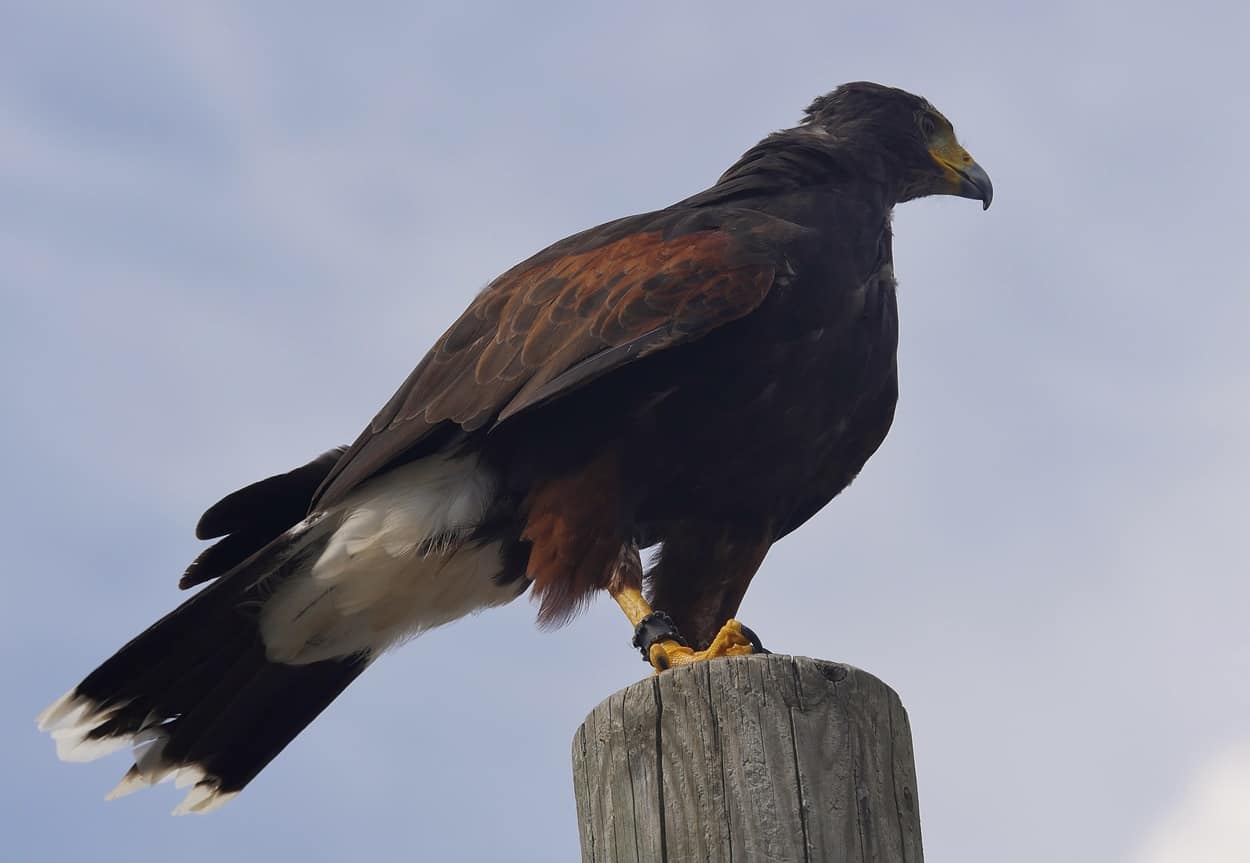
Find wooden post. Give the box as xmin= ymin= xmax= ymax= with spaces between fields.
xmin=571 ymin=654 xmax=923 ymax=863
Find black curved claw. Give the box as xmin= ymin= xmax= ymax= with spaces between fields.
xmin=738 ymin=623 xmax=770 ymax=655
xmin=632 ymin=612 xmax=688 ymax=662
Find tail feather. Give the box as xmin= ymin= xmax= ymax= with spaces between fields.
xmin=38 ymin=567 xmax=369 ymax=813
xmin=38 ymin=445 xmax=518 ymax=813
xmin=37 ymin=448 xmax=370 ymax=814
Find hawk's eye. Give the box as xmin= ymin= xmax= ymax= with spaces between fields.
xmin=919 ymin=114 xmax=938 ymax=137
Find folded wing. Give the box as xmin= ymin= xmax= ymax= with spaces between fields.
xmin=313 ymin=210 xmax=788 ymax=507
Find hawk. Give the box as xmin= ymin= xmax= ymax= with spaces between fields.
xmin=37 ymin=82 xmax=992 ymax=813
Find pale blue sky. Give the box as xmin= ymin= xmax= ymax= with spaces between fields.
xmin=3 ymin=2 xmax=1247 ymax=861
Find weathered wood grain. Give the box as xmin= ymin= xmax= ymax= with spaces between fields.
xmin=572 ymin=654 xmax=923 ymax=862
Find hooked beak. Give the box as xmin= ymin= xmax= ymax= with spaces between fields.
xmin=929 ymin=138 xmax=993 ymax=210
xmin=956 ymin=161 xmax=993 ymax=210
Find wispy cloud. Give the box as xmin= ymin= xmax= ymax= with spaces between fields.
xmin=1137 ymin=740 xmax=1250 ymax=863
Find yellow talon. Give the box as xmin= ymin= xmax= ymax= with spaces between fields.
xmin=647 ymin=619 xmax=757 ymax=673
xmin=608 ymin=582 xmax=762 ymax=674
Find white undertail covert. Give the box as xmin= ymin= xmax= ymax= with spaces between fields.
xmin=261 ymin=451 xmax=519 ymax=663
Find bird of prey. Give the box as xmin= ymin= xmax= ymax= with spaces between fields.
xmin=37 ymin=81 xmax=992 ymax=814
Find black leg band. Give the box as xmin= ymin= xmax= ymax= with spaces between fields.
xmin=632 ymin=612 xmax=687 ymax=661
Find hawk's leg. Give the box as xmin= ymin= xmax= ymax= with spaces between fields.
xmin=607 ymin=542 xmax=764 ymax=674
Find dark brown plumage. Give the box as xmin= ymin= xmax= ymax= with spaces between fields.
xmin=37 ymin=82 xmax=991 ymax=812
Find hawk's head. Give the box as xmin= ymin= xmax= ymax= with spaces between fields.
xmin=803 ymin=82 xmax=993 ymax=209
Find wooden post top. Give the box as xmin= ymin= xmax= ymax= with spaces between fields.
xmin=572 ymin=654 xmax=923 ymax=863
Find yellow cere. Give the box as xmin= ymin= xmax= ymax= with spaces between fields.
xmin=928 ymin=136 xmax=975 ymax=187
